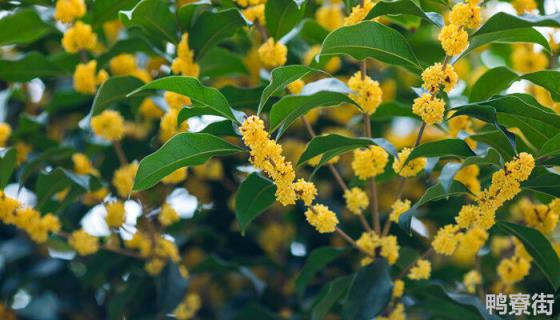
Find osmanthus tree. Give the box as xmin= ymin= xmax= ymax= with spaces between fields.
xmin=1 ymin=0 xmax=560 ymax=318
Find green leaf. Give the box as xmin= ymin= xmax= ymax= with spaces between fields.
xmin=297 ymin=134 xmax=397 ymax=167
xmin=129 ymin=76 xmax=241 ymax=123
xmin=269 ymin=91 xmax=358 ymax=136
xmin=521 ymin=70 xmax=560 ymax=101
xmin=235 ymin=173 xmax=277 ymax=233
xmin=311 ymin=276 xmax=352 ymax=320
xmin=156 ymin=262 xmax=188 ymax=314
xmin=404 ymin=139 xmax=475 ymax=165
xmin=197 ymin=120 xmax=239 ymax=137
xmin=258 ymin=65 xmax=323 ymax=114
xmin=0 ymin=8 xmax=54 ymax=46
xmin=234 ymin=303 xmax=278 ymax=320
xmin=470 ymin=130 xmax=516 ymax=161
xmin=498 ymin=221 xmax=560 ymax=290
xmin=371 ymin=101 xmax=417 ymax=120
xmin=89 ymin=76 xmax=146 ymax=117
xmin=222 ymin=85 xmax=264 ymax=110
xmin=133 ymin=133 xmax=244 ymax=191
xmin=295 ymin=247 xmax=347 ymax=297
xmin=319 ymin=21 xmax=422 ymax=73
xmin=265 ymin=0 xmax=305 ymax=40
xmin=190 ymin=8 xmax=246 ymax=60
xmin=522 ymin=171 xmax=560 ymax=197
xmin=92 ymin=0 xmax=139 ymax=27
xmin=97 ymin=37 xmax=158 ymax=66
xmin=120 ymin=0 xmax=178 ymax=46
xmin=0 ymin=148 xmax=16 ymax=189
xmin=35 ymin=168 xmax=90 ymax=211
xmin=539 ymin=132 xmax=560 ymax=158
xmin=199 ymin=47 xmax=248 ymax=78
xmin=0 ymin=52 xmax=64 ymax=82
xmin=342 ymin=260 xmax=393 ymax=320
xmin=177 ymin=0 xmax=211 ymax=30
xmin=300 ymin=19 xmax=329 ymax=44
xmin=365 ymin=0 xmax=443 ymax=27
xmin=399 ymin=181 xmax=470 ymax=234
xmin=469 ymin=67 xmax=518 ymax=102
xmin=465 ymin=12 xmax=552 ymax=56
xmin=192 ymin=256 xmax=265 ymax=293
xmin=438 ymin=148 xmax=502 ymax=192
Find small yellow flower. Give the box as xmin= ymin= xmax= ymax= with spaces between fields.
xmin=159 ymin=203 xmax=180 ymax=227
xmin=0 ymin=122 xmax=12 ymax=147
xmin=438 ymin=24 xmax=469 ymax=57
xmin=304 ymin=204 xmax=339 ymax=233
xmin=73 ymin=60 xmax=108 ymax=94
xmin=109 ymin=54 xmax=138 ymax=76
xmin=432 ymin=224 xmax=461 ymax=255
xmin=421 ymin=63 xmax=458 ymax=94
xmin=105 ymin=201 xmax=125 ymax=228
xmin=258 ymin=38 xmax=288 ymax=69
xmin=512 ymin=0 xmax=537 ymax=15
xmin=69 ymin=229 xmax=99 ymax=255
xmin=174 ymin=293 xmax=202 ymax=320
xmin=293 ymin=179 xmax=317 ymax=206
xmin=412 ymin=94 xmax=445 ymax=125
xmin=380 ymin=235 xmax=400 ymax=265
xmin=449 ymin=3 xmax=481 ymax=29
xmin=316 ymin=5 xmax=344 ymax=31
xmin=112 ymin=163 xmax=138 ymax=198
xmin=455 ymin=204 xmax=479 ymax=229
xmin=393 ymin=279 xmax=405 ymax=298
xmin=497 ymin=256 xmax=530 ymax=284
xmin=165 ymin=91 xmax=192 ymax=111
xmin=351 ymin=146 xmax=389 ymax=179
xmin=287 ymin=79 xmax=305 ymax=94
xmin=162 ymin=168 xmax=188 ymax=184
xmin=392 ymin=147 xmax=427 ymax=177
xmin=344 ymin=187 xmax=369 ymax=215
xmin=54 ymin=0 xmax=86 ymax=23
xmin=139 ymin=98 xmax=164 ymax=119
xmin=72 ymin=153 xmax=98 ymax=176
xmin=389 ymin=199 xmax=411 ymax=222
xmin=91 ymin=109 xmax=125 ymax=141
xmin=62 ymin=21 xmax=98 ymax=53
xmin=344 ymin=0 xmax=374 ymax=26
xmin=160 ymin=109 xmax=189 ymax=142
xmin=303 ymin=45 xmax=341 ymax=73
xmin=172 ymin=33 xmax=200 ymax=77
xmin=408 ymin=259 xmax=431 ymax=280
xmin=348 ymin=71 xmax=383 ymax=114
xmin=511 ymin=45 xmax=549 ymax=73
xmin=242 ymin=4 xmax=265 ymax=24
xmin=463 ymin=270 xmax=481 ymax=293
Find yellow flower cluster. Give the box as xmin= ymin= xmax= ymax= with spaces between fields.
xmin=392 ymin=147 xmax=426 ymax=177
xmin=72 ymin=153 xmax=99 ymax=176
xmin=258 ymin=38 xmax=288 ymax=69
xmin=389 ymin=199 xmax=411 ymax=222
xmin=463 ymin=270 xmax=481 ymax=293
xmin=162 ymin=168 xmax=188 ymax=184
xmin=126 ymin=234 xmax=180 ymax=275
xmin=105 ymin=201 xmax=125 ymax=228
xmin=234 ymin=0 xmax=265 ymax=7
xmin=91 ymin=109 xmax=125 ymax=142
xmin=315 ymin=5 xmax=343 ymax=31
xmin=165 ymin=91 xmax=192 ymax=111
xmin=344 ymin=0 xmax=374 ymax=26
xmin=356 ymin=232 xmax=400 ymax=265
xmin=172 ymin=33 xmax=200 ymax=77
xmin=0 ymin=192 xmax=60 ymax=243
xmin=511 ymin=44 xmax=549 ymax=73
xmin=241 ymin=116 xmax=317 ymax=206
xmin=112 ymin=163 xmax=138 ymax=198
xmin=69 ymin=229 xmax=99 ymax=255
xmin=109 ymin=54 xmax=152 ymax=83
xmin=54 ymin=0 xmax=86 ymax=23
xmin=351 ymin=146 xmax=388 ymax=180
xmin=287 ymin=79 xmax=305 ymax=94
xmin=0 ymin=122 xmax=12 ymax=147
xmin=343 ymin=187 xmax=369 ymax=215
xmin=378 ymin=303 xmax=405 ymax=320
xmin=160 ymin=109 xmax=189 ymax=142
xmin=347 ymin=71 xmax=383 ymax=114
xmin=519 ymin=198 xmax=560 ymax=234
xmin=421 ymin=63 xmax=458 ymax=94
xmin=408 ymin=259 xmax=431 ymax=280
xmin=454 ymin=164 xmax=481 ymax=194
xmin=242 ymin=5 xmax=265 ymax=25
xmin=512 ymin=0 xmax=537 ymax=15
xmin=449 ymin=2 xmax=481 ymax=29
xmin=159 ymin=203 xmax=180 ymax=226
xmin=193 ymin=159 xmax=224 ymax=180
xmin=432 ymin=224 xmax=461 ymax=255
xmin=139 ymin=98 xmax=164 ymax=119
xmin=392 ymin=279 xmax=404 ymax=298
xmin=497 ymin=240 xmax=532 ymax=284
xmin=303 ymin=45 xmax=341 ymax=74
xmin=174 ymin=293 xmax=202 ymax=320
xmin=62 ymin=21 xmax=98 ymax=53
xmin=438 ymin=24 xmax=469 ymax=57
xmin=453 ymin=226 xmax=488 ymax=264
xmin=73 ymin=60 xmax=108 ymax=94
xmin=305 ymin=204 xmax=339 ymax=233
xmin=412 ymin=94 xmax=445 ymax=125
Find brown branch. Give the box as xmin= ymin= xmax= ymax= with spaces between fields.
xmin=335 ymin=227 xmax=374 ymax=258
xmin=113 ymin=141 xmax=128 ymax=167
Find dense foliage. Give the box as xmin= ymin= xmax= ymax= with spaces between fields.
xmin=1 ymin=0 xmax=560 ymax=319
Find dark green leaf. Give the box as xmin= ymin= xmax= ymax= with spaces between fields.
xmin=120 ymin=0 xmax=178 ymax=45
xmin=156 ymin=262 xmax=188 ymax=314
xmin=190 ymin=8 xmax=246 ymax=59
xmin=235 ymin=173 xmax=277 ymax=233
xmin=265 ymin=0 xmax=304 ymax=40
xmin=97 ymin=37 xmax=159 ymax=67
xmin=221 ymin=85 xmax=264 ymax=110
xmin=0 ymin=148 xmax=16 ymax=189
xmin=35 ymin=168 xmax=89 ymax=211
xmin=299 ymin=19 xmax=329 ymax=44
xmin=469 ymin=67 xmax=518 ymax=102
xmin=498 ymin=221 xmax=560 ymax=290
xmin=470 ymin=130 xmax=516 ymax=161
xmin=193 ymin=256 xmax=265 ymax=293
xmin=342 ymin=260 xmax=392 ymax=320
xmin=521 ymin=70 xmax=560 ymax=101
xmin=522 ymin=171 xmax=560 ymax=197
xmin=89 ymin=76 xmax=146 ymax=117
xmin=295 ymin=247 xmax=347 ymax=297
xmin=92 ymin=0 xmax=139 ymax=26
xmin=404 ymin=139 xmax=475 ymax=165
xmin=539 ymin=132 xmax=560 ymax=158
xmin=133 ymin=133 xmax=244 ymax=191
xmin=319 ymin=21 xmax=422 ymax=73
xmin=258 ymin=65 xmax=323 ymax=114
xmin=177 ymin=0 xmax=211 ymax=30
xmin=366 ymin=0 xmax=443 ymax=27
xmin=371 ymin=101 xmax=417 ymax=120
xmin=197 ymin=120 xmax=239 ymax=137
xmin=311 ymin=276 xmax=352 ymax=320
xmin=269 ymin=91 xmax=358 ymax=136
xmin=129 ymin=76 xmax=241 ymax=123
xmin=199 ymin=47 xmax=248 ymax=77
xmin=0 ymin=52 xmax=64 ymax=82
xmin=0 ymin=8 xmax=54 ymax=46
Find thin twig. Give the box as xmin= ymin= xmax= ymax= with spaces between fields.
xmin=335 ymin=227 xmax=374 ymax=258
xmin=113 ymin=141 xmax=128 ymax=167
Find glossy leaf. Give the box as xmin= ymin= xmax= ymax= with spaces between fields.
xmin=498 ymin=221 xmax=560 ymax=290
xmin=92 ymin=0 xmax=139 ymax=26
xmin=404 ymin=139 xmax=475 ymax=165
xmin=521 ymin=70 xmax=560 ymax=101
xmin=120 ymin=0 xmax=178 ymax=45
xmin=319 ymin=21 xmax=422 ymax=73
xmin=469 ymin=67 xmax=518 ymax=102
xmin=133 ymin=133 xmax=244 ymax=191
xmin=192 ymin=256 xmax=265 ymax=293
xmin=129 ymin=76 xmax=240 ymax=123
xmin=0 ymin=52 xmax=64 ymax=82
xmin=235 ymin=173 xmax=277 ymax=233
xmin=35 ymin=168 xmax=90 ymax=211
xmin=89 ymin=76 xmax=146 ymax=117
xmin=155 ymin=262 xmax=188 ymax=314
xmin=190 ymin=8 xmax=246 ymax=59
xmin=311 ymin=276 xmax=352 ymax=320
xmin=295 ymin=247 xmax=347 ymax=297
xmin=366 ymin=0 xmax=443 ymax=27
xmin=265 ymin=0 xmax=304 ymax=40
xmin=199 ymin=47 xmax=248 ymax=77
xmin=0 ymin=148 xmax=16 ymax=189
xmin=0 ymin=8 xmax=54 ymax=45
xmin=522 ymin=171 xmax=560 ymax=197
